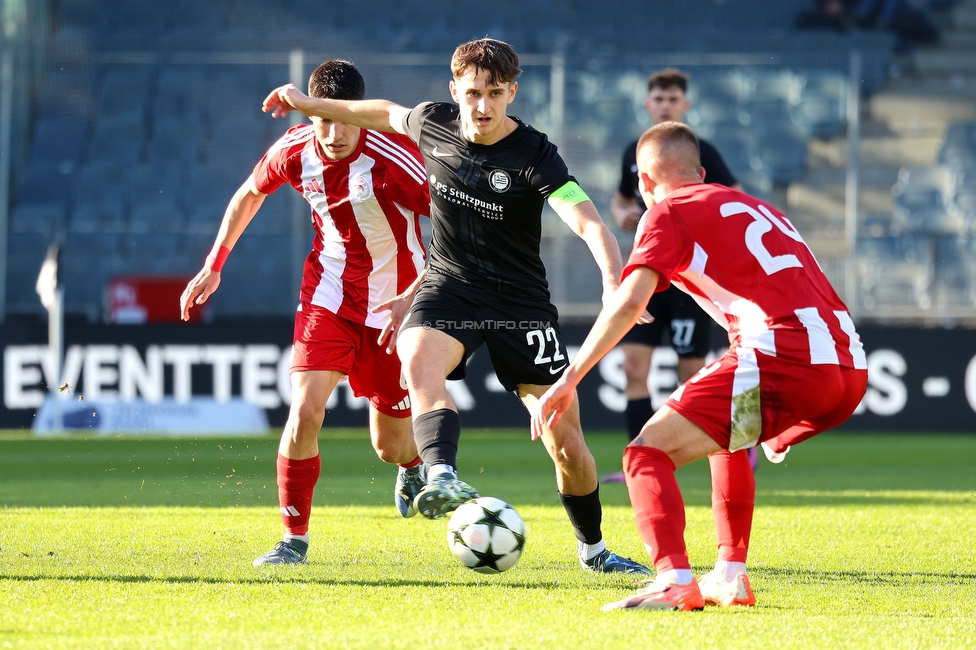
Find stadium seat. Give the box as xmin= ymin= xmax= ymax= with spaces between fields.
xmin=15 ymin=0 xmax=911 ymax=321
xmin=938 ymin=122 xmax=976 ymax=168
xmin=183 ymin=164 xmax=246 ymax=229
xmin=746 ymin=69 xmax=800 ymax=104
xmin=15 ymin=163 xmax=74 ymax=206
xmin=9 ymin=202 xmax=68 ymax=235
xmin=855 ymin=235 xmax=931 ymax=310
xmin=929 ymin=236 xmax=972 ymax=307
xmin=61 ymin=232 xmax=126 ymax=319
xmin=737 ymin=170 xmax=773 ymax=201
xmin=247 ymin=190 xmax=298 ymax=235
xmin=793 ymin=95 xmax=846 ymax=140
xmin=686 ymin=99 xmax=745 ymax=131
xmin=155 ymin=65 xmax=210 ymax=122
xmin=130 ymin=194 xmax=185 ymax=234
xmin=127 ymin=162 xmax=185 ymax=225
xmin=120 ymin=233 xmax=187 ymax=274
xmin=892 ymin=166 xmax=962 ymax=237
xmin=755 ymin=124 xmax=809 ymax=185
xmin=206 ymin=233 xmax=297 ymax=316
xmin=709 ymin=129 xmax=763 ymax=179
xmin=25 ymin=116 xmax=88 ymax=171
xmin=73 ymin=161 xmax=131 ymax=228
xmin=742 ymin=98 xmax=794 ymax=129
xmin=87 ymin=119 xmax=144 ymax=166
xmin=4 ymin=232 xmax=52 ymax=312
xmin=99 ymin=66 xmax=154 ymax=97
xmin=147 ymin=119 xmax=205 ymax=166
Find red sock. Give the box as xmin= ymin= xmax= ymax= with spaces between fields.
xmin=708 ymin=449 xmax=755 ymax=563
xmin=277 ymin=454 xmax=321 ymax=536
xmin=398 ymin=456 xmax=422 ymax=469
xmin=623 ymin=445 xmax=689 ymax=572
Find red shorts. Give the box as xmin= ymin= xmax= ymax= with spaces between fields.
xmin=291 ymin=302 xmax=410 ymax=418
xmin=666 ymin=347 xmax=867 ymax=452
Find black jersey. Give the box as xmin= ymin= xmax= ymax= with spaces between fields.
xmin=403 ymin=101 xmax=573 ymax=299
xmin=618 ymin=137 xmax=737 ymax=209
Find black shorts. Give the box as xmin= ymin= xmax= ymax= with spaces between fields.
xmin=621 ymin=284 xmax=713 ymax=358
xmin=402 ymin=274 xmax=568 ymax=392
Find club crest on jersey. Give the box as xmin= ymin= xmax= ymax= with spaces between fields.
xmin=349 ymin=174 xmax=373 ymax=202
xmin=488 ymin=169 xmax=511 ymax=194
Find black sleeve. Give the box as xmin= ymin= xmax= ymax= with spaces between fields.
xmin=528 ymin=136 xmax=573 ymax=198
xmin=618 ymin=141 xmax=639 ymax=198
xmin=401 ymin=101 xmax=434 ymax=144
xmin=699 ymin=139 xmax=738 ymax=187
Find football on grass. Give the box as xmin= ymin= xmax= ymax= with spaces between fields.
xmin=447 ymin=497 xmax=525 ymax=574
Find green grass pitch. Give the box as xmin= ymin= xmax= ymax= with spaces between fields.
xmin=1 ymin=429 xmax=975 ymax=649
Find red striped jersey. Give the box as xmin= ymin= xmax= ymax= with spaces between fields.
xmin=253 ymin=125 xmax=429 ymax=329
xmin=623 ymin=184 xmax=866 ymax=369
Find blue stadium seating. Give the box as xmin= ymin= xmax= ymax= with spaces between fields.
xmin=4 ymin=232 xmax=52 ymax=312
xmin=9 ymin=202 xmax=68 ymax=235
xmin=4 ymin=0 xmax=909 ymax=318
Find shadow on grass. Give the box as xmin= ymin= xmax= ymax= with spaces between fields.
xmin=0 ymin=572 xmax=615 ymax=590
xmin=5 ymin=567 xmax=974 ymax=589
xmin=749 ymin=566 xmax=976 ymax=586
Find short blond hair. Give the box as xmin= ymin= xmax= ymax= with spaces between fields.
xmin=636 ymin=121 xmax=702 ymax=177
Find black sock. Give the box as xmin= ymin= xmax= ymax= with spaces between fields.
xmin=624 ymin=397 xmax=654 ymax=442
xmin=413 ymin=408 xmax=461 ymax=468
xmin=559 ymin=487 xmax=603 ymax=544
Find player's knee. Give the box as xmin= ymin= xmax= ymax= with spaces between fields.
xmin=289 ymin=399 xmax=326 ymax=432
xmin=372 ymin=444 xmax=393 ymax=463
xmin=548 ymin=427 xmax=590 ymax=463
xmin=372 ymin=443 xmax=400 ymax=464
xmin=621 ymin=355 xmax=650 ymax=383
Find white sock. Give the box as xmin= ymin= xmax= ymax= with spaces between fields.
xmin=284 ymin=533 xmax=310 ymax=545
xmin=578 ymin=540 xmax=606 ymax=562
xmin=657 ymin=569 xmax=694 ymax=585
xmin=428 ymin=463 xmax=456 ymax=481
xmin=714 ymin=560 xmax=747 ymax=583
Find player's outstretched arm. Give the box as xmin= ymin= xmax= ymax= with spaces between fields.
xmin=262 ymin=84 xmax=411 ymax=136
xmin=530 ymin=267 xmax=659 ymax=437
xmin=179 ymin=177 xmax=267 ymax=321
xmin=548 ymin=183 xmax=623 ymax=303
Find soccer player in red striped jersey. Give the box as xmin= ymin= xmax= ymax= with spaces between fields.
xmin=532 ymin=121 xmax=868 ymax=611
xmin=179 ymin=60 xmax=431 ymax=567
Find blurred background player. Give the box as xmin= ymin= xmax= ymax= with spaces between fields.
xmin=263 ymin=38 xmax=650 ymax=574
xmin=605 ymin=67 xmax=747 ymax=485
xmin=532 ymin=122 xmax=867 ymax=611
xmin=180 ymin=60 xmax=431 ymax=566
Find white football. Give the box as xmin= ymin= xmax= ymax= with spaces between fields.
xmin=446 ymin=497 xmax=526 ymax=574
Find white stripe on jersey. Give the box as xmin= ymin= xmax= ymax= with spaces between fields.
xmin=795 ymin=307 xmax=840 ymax=365
xmin=300 ymin=147 xmax=348 ymax=315
xmin=834 ymin=310 xmax=868 ymax=369
xmin=365 ymin=132 xmax=426 ymax=184
xmin=266 ymin=125 xmax=314 ymax=159
xmin=730 ymin=346 xmax=762 ymax=452
xmin=732 ymin=299 xmax=776 ymax=357
xmin=349 ymin=155 xmax=400 ymax=330
xmin=690 ymin=243 xmax=708 ymax=276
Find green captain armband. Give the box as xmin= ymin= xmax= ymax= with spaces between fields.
xmin=546 ymin=181 xmax=591 ymax=211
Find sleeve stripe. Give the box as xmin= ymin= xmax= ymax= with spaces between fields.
xmin=365 ymin=132 xmax=426 ymax=184
xmin=264 ymin=125 xmax=314 ymax=159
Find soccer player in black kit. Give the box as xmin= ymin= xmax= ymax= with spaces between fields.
xmin=263 ymin=38 xmax=649 ymax=574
